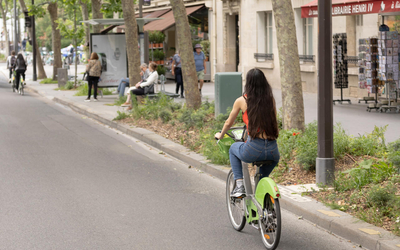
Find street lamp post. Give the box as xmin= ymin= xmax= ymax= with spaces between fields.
xmin=13 ymin=0 xmax=17 ymax=52
xmin=32 ymin=0 xmax=37 ymax=81
xmin=316 ymin=0 xmax=335 ymax=185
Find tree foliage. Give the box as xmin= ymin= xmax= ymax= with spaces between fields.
xmin=27 ymin=2 xmax=48 ymax=17
xmin=101 ymin=0 xmax=123 ymax=15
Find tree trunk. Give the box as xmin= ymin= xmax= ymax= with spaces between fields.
xmin=48 ymin=2 xmax=62 ymax=81
xmin=271 ymin=0 xmax=305 ymax=131
xmin=35 ymin=40 xmax=46 ymax=79
xmin=121 ymin=0 xmax=141 ymax=87
xmin=0 ymin=4 xmax=10 ymax=56
xmin=91 ymin=0 xmax=103 ymax=33
xmin=18 ymin=0 xmax=47 ymax=79
xmin=169 ymin=0 xmax=201 ymax=109
xmin=79 ymin=0 xmax=90 ymax=59
xmin=17 ymin=7 xmax=21 ymax=44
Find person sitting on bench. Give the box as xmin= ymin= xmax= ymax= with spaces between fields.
xmin=116 ymin=63 xmax=150 ymax=98
xmin=122 ymin=62 xmax=158 ymax=110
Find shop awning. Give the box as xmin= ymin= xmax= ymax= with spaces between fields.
xmin=117 ymin=10 xmax=171 ymax=30
xmin=144 ymin=5 xmax=204 ymax=31
xmin=301 ymin=0 xmax=400 ymax=18
xmin=82 ymin=18 xmax=161 ymax=33
xmin=135 ymin=9 xmax=171 ymax=19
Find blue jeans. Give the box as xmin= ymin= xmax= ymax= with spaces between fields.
xmin=117 ymin=78 xmax=130 ymax=97
xmin=229 ymin=137 xmax=280 ymax=180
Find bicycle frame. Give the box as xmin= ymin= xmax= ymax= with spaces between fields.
xmin=241 ymin=162 xmax=280 ymax=223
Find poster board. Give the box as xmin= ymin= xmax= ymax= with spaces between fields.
xmin=90 ymin=33 xmax=127 ymax=87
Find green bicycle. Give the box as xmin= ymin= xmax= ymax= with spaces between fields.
xmin=11 ymin=71 xmax=24 ymax=95
xmin=19 ymin=76 xmax=24 ymax=95
xmin=217 ymin=126 xmax=282 ymax=250
xmin=12 ymin=70 xmax=25 ymax=95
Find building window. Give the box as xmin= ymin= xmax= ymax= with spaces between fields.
xmin=303 ymin=18 xmax=313 ymax=56
xmin=265 ymin=12 xmax=273 ymax=54
xmin=356 ymin=15 xmax=363 ymax=26
xmin=256 ymin=12 xmax=273 ymax=61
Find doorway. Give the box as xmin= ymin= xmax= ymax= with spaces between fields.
xmin=225 ymin=13 xmax=240 ymax=72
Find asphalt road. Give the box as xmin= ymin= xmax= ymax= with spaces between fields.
xmin=0 ymin=75 xmax=362 ymax=249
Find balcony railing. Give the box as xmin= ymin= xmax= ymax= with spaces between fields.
xmin=299 ymin=55 xmax=315 ymax=62
xmin=254 ymin=53 xmax=274 ymax=61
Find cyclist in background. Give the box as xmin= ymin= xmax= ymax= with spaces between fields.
xmin=214 ymin=68 xmax=280 ymax=198
xmin=15 ymin=53 xmax=27 ymax=92
xmin=6 ymin=50 xmax=16 ymax=82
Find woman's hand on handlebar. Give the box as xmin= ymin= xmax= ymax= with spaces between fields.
xmin=214 ymin=132 xmax=222 ymax=140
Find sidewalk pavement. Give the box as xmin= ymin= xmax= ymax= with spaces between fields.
xmin=3 ymin=70 xmax=398 ymax=249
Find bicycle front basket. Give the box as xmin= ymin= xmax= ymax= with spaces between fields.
xmin=218 ymin=136 xmax=235 ymax=159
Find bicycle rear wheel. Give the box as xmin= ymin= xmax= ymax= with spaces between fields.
xmin=259 ymin=194 xmax=281 ymax=250
xmin=20 ymin=85 xmax=24 ymax=95
xmin=226 ymin=170 xmax=246 ymax=231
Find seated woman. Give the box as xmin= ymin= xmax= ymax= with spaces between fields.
xmin=117 ymin=63 xmax=149 ymax=98
xmin=116 ymin=78 xmax=129 ymax=98
xmin=122 ymin=62 xmax=158 ymax=110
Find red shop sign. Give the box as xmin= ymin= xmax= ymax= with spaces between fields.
xmin=301 ymin=0 xmax=400 ymax=18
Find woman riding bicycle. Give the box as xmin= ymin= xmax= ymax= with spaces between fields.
xmin=14 ymin=53 xmax=27 ymax=92
xmin=215 ymin=68 xmax=280 ymax=198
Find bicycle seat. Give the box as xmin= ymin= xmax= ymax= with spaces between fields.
xmin=252 ymin=160 xmax=274 ymax=167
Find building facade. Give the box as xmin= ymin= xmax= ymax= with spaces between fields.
xmin=140 ymin=0 xmax=390 ymax=98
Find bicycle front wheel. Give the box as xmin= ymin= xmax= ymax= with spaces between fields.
xmin=259 ymin=194 xmax=281 ymax=250
xmin=226 ymin=170 xmax=246 ymax=231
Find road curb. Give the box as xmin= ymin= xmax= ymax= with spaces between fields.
xmin=27 ymin=85 xmax=400 ymax=250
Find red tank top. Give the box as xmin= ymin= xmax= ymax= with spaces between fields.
xmin=242 ymin=95 xmax=261 ymax=134
xmin=242 ymin=110 xmax=249 ymax=127
xmin=242 ymin=94 xmax=249 ymax=127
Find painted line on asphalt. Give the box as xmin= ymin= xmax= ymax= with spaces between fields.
xmin=317 ymin=210 xmax=341 ymax=217
xmin=358 ymin=228 xmax=381 ymax=235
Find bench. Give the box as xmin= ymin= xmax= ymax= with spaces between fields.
xmin=138 ymin=74 xmax=179 ymax=99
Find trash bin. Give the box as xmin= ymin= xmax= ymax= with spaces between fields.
xmin=57 ymin=68 xmax=67 ymax=88
xmin=214 ymin=72 xmax=243 ymax=116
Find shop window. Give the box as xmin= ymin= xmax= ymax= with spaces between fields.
xmin=303 ymin=18 xmax=314 ymax=56
xmin=356 ymin=15 xmax=363 ymax=26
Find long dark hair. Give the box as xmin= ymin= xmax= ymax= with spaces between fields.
xmin=17 ymin=54 xmax=25 ymax=64
xmin=244 ymin=68 xmax=279 ymax=139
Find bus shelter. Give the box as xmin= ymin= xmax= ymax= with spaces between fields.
xmin=82 ymin=18 xmax=160 ymax=88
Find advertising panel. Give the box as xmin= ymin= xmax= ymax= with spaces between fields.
xmin=90 ymin=33 xmax=127 ymax=87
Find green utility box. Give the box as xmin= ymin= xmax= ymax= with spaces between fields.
xmin=214 ymin=72 xmax=243 ymax=116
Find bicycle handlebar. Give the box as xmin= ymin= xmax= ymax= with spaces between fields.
xmin=215 ymin=126 xmax=246 ymax=141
